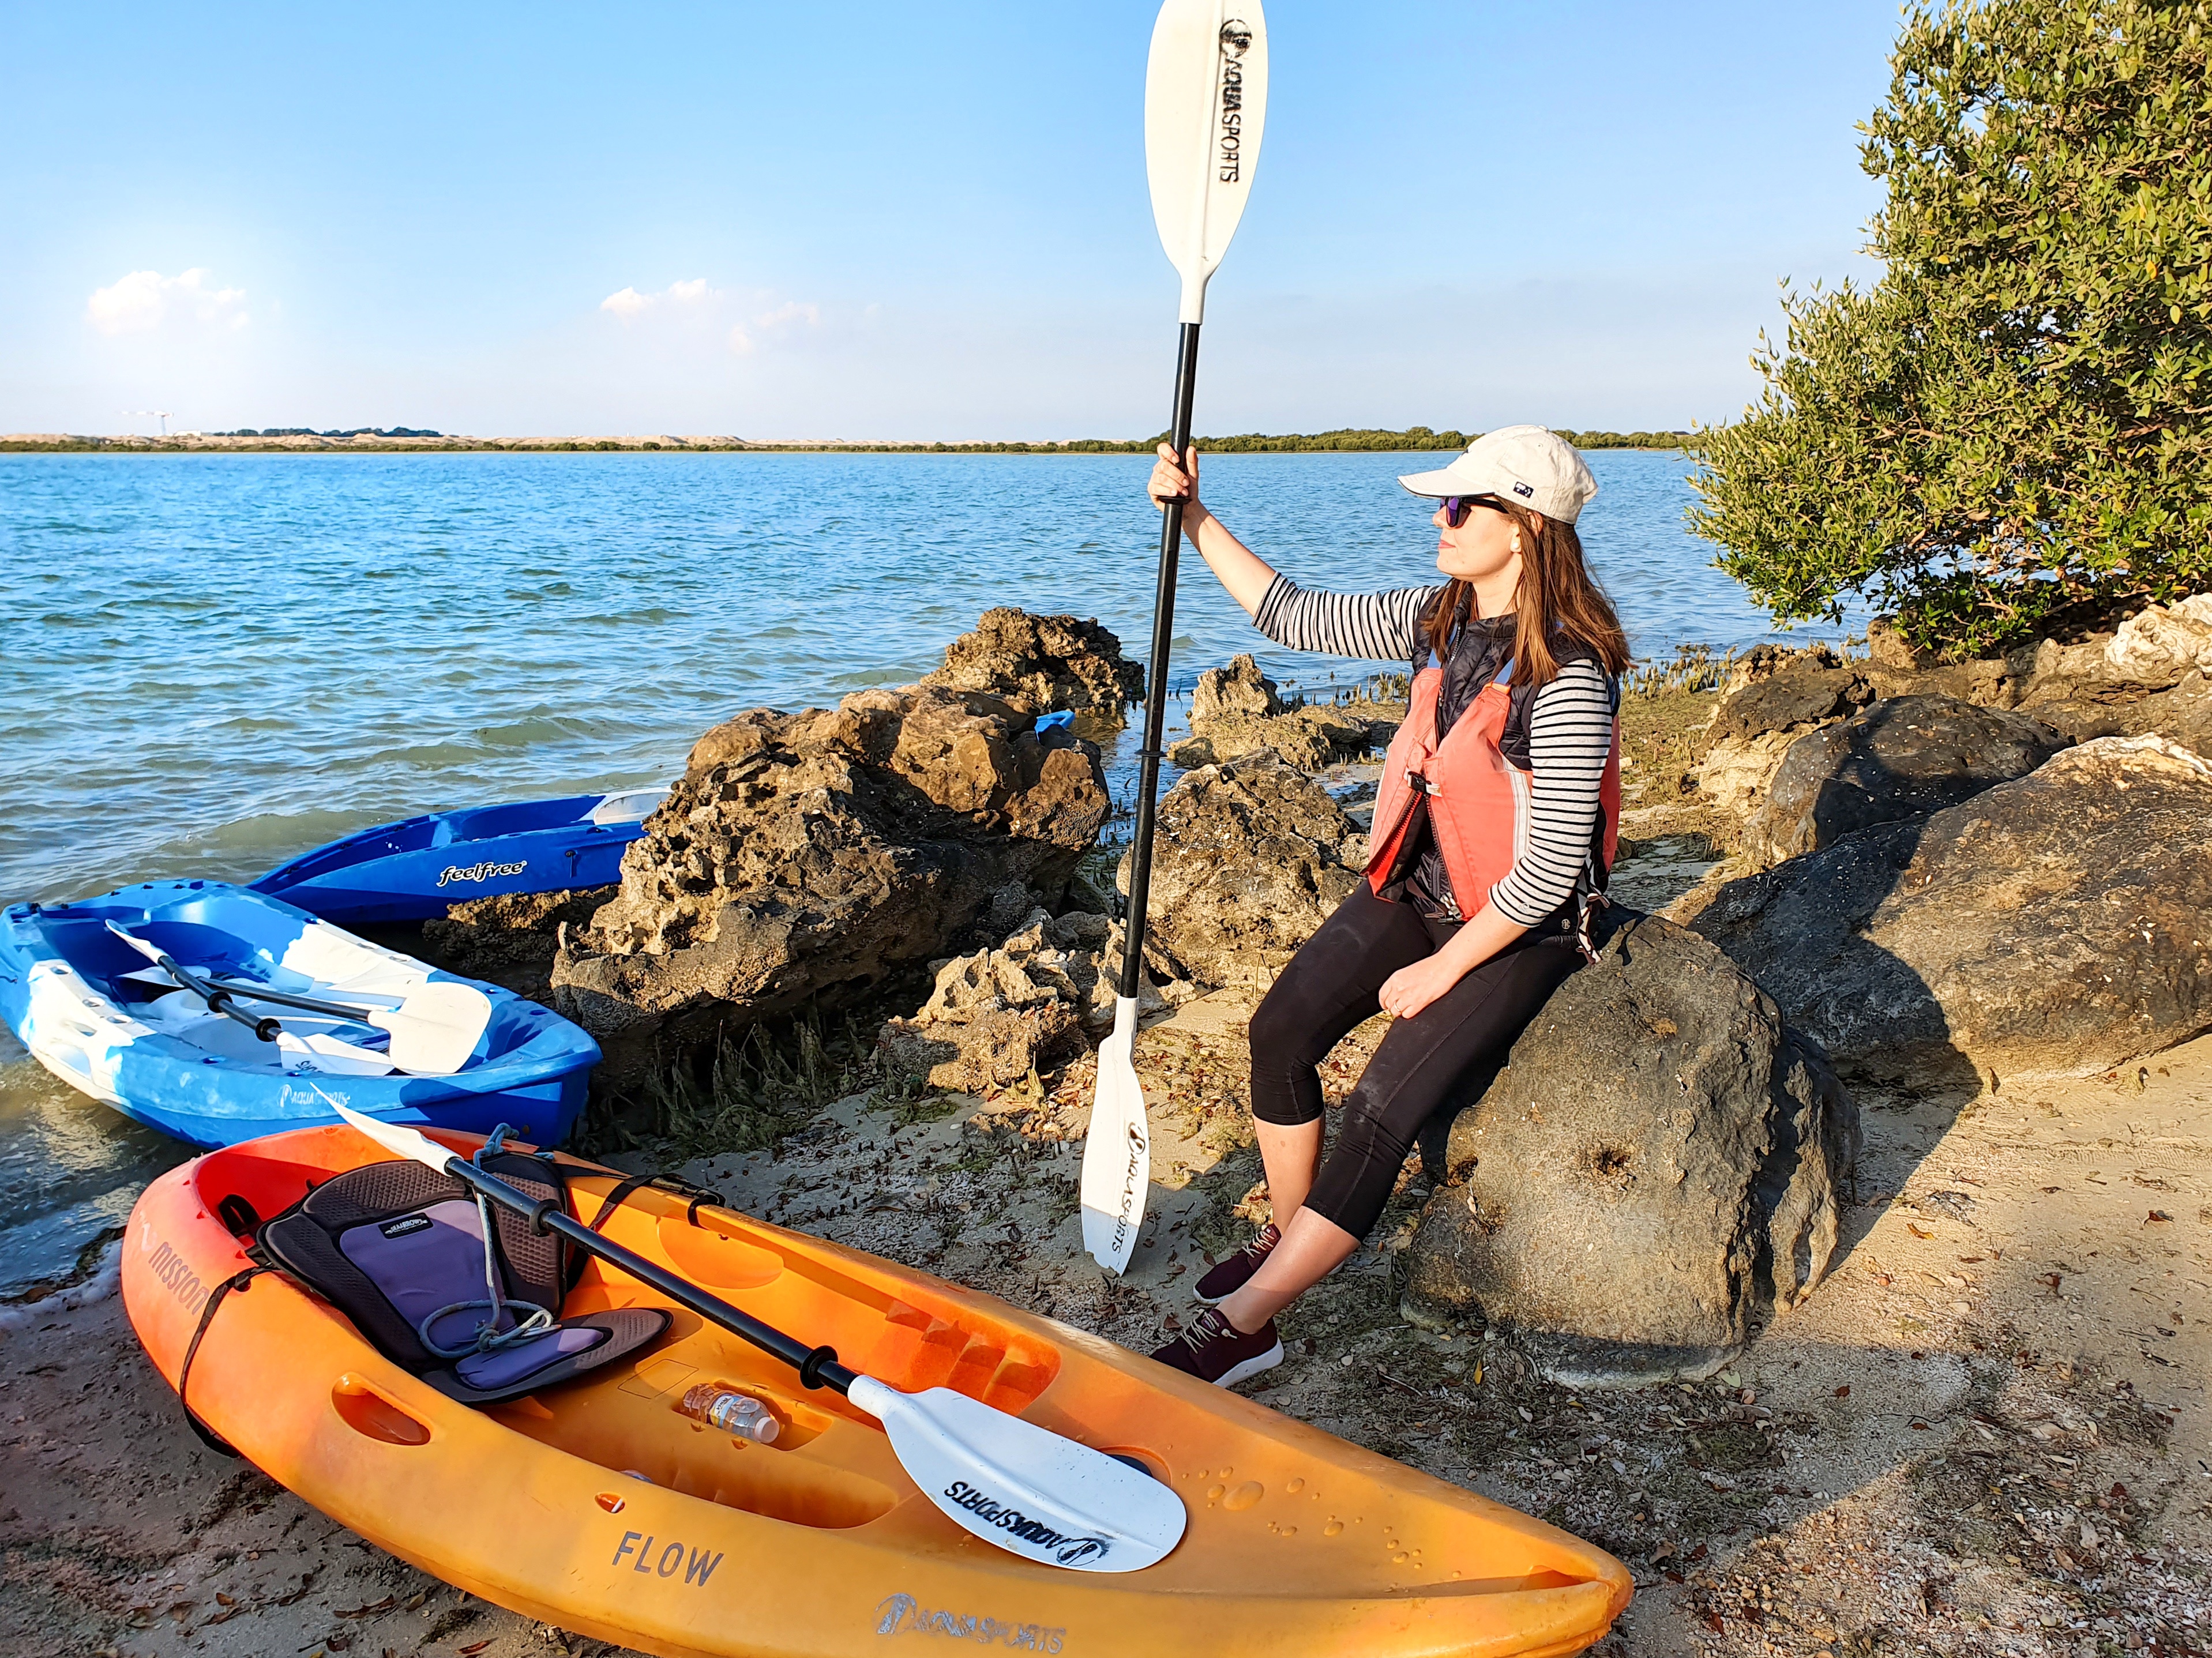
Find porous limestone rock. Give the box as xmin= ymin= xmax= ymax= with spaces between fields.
xmin=551 ymin=685 xmax=1110 ymax=1080
xmin=1742 ymin=695 xmax=2071 ymax=868
xmin=875 ymin=907 xmax=1191 ymax=1092
xmin=1693 ymin=734 xmax=2212 ymax=1084
xmin=2105 ymin=595 xmax=2212 ymax=685
xmin=1402 ymin=913 xmax=1858 ymax=1388
xmin=1190 ymin=652 xmax=1283 ymax=724
xmin=1167 ymin=654 xmax=1395 ymax=772
xmin=921 ymin=607 xmax=1142 ymax=717
xmin=1118 ymin=750 xmax=1365 ymax=990
xmin=1691 ymin=730 xmax=1805 ymax=822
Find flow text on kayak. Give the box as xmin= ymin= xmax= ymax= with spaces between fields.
xmin=609 ymin=1530 xmax=725 ymax=1587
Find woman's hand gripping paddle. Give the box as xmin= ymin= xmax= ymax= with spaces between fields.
xmin=329 ymin=1104 xmax=1187 ymax=1573
xmin=1081 ymin=0 xmax=1269 ymax=1274
xmin=104 ymin=921 xmax=491 ymax=1075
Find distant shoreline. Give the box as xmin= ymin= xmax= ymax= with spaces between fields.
xmin=0 ymin=426 xmax=1694 ymax=456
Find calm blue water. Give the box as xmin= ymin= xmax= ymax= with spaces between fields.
xmin=0 ymin=448 xmax=1854 ymax=1295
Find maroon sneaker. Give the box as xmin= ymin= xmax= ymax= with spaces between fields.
xmin=1149 ymin=1307 xmax=1284 ymax=1388
xmin=1193 ymin=1222 xmax=1280 ymax=1306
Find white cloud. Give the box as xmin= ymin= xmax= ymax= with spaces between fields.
xmin=600 ymin=279 xmax=821 ymax=358
xmin=600 ymin=277 xmax=722 ymax=323
xmin=85 ymin=268 xmax=247 ymax=336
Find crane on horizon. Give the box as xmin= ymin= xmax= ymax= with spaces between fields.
xmin=122 ymin=409 xmax=176 ymax=436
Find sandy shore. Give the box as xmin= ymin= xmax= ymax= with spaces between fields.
xmin=3 ymin=984 xmax=2206 ymax=1656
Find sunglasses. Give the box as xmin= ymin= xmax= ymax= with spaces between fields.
xmin=1440 ymin=495 xmax=1512 ymax=529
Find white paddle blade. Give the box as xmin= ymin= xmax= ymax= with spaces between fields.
xmin=104 ymin=920 xmax=167 ymax=964
xmin=372 ymin=981 xmax=492 ymax=1076
xmin=1080 ymin=996 xmax=1150 ymax=1274
xmin=847 ymin=1376 xmax=1185 ymax=1573
xmin=330 ymin=1101 xmax=455 ymax=1173
xmin=1146 ymin=0 xmax=1268 ymax=323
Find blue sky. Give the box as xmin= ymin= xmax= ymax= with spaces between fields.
xmin=0 ymin=2 xmax=1901 ymax=440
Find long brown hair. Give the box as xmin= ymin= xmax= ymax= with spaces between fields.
xmin=1420 ymin=498 xmax=1631 ymax=686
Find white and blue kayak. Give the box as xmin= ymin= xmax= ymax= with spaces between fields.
xmin=0 ymin=881 xmax=598 ymax=1149
xmin=249 ymin=788 xmax=667 ymax=924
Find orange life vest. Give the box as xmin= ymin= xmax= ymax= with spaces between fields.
xmin=1365 ymin=661 xmax=1622 ymax=916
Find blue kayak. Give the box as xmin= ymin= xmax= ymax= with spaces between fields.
xmin=249 ymin=787 xmax=667 ymax=924
xmin=0 ymin=881 xmax=599 ymax=1149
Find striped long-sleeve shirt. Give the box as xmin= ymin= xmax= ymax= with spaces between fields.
xmin=1251 ymin=573 xmax=1616 ymax=927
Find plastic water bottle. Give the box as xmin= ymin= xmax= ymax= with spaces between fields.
xmin=678 ymin=1383 xmax=780 ymax=1444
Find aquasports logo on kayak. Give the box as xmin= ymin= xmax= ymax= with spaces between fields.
xmin=1216 ymin=21 xmax=1251 ymax=183
xmin=280 ymin=1082 xmax=351 ymax=1112
xmin=940 ymin=1482 xmax=1110 ymax=1566
xmin=874 ymin=1592 xmax=1066 ymax=1650
xmin=437 ymin=859 xmax=528 ymax=888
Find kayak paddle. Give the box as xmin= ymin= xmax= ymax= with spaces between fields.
xmin=328 ymin=1103 xmax=1188 ymax=1574
xmin=105 ymin=921 xmax=491 ymax=1075
xmin=1083 ymin=0 xmax=1270 ymax=1274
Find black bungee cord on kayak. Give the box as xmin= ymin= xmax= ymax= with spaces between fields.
xmin=415 ymin=1123 xmax=555 ymax=1358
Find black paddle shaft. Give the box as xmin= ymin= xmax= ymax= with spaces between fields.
xmin=1120 ymin=320 xmax=1202 ymax=1001
xmin=205 ymin=977 xmax=375 ymax=1022
xmin=146 ymin=949 xmax=280 ymax=1043
xmin=439 ymin=1156 xmax=859 ymax=1396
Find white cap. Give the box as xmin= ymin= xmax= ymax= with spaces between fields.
xmin=1398 ymin=425 xmax=1599 ymax=524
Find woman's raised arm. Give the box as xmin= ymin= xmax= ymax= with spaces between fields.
xmin=1147 ymin=442 xmax=1278 ymax=617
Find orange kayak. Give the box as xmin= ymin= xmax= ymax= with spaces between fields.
xmin=122 ymin=1125 xmax=1631 ymax=1657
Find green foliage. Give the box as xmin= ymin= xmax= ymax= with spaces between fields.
xmin=1692 ymin=0 xmax=2212 ymax=657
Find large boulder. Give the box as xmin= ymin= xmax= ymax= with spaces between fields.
xmin=876 ymin=908 xmax=1191 ymax=1092
xmin=1168 ymin=654 xmax=1394 ymax=772
xmin=1401 ymin=914 xmax=1858 ymax=1388
xmin=551 ymin=685 xmax=1110 ymax=1080
xmin=1710 ymin=651 xmax=1873 ymax=743
xmin=1742 ymin=695 xmax=2071 ymax=868
xmin=1693 ymin=734 xmax=2212 ymax=1084
xmin=1118 ymin=750 xmax=1365 ymax=990
xmin=921 ymin=608 xmax=1142 ymax=717
xmin=1690 ymin=648 xmax=1876 ymax=825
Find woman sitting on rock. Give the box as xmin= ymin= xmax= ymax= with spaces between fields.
xmin=1142 ymin=425 xmax=1629 ymax=1386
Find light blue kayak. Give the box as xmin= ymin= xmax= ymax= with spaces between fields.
xmin=249 ymin=788 xmax=666 ymax=924
xmin=0 ymin=881 xmax=598 ymax=1149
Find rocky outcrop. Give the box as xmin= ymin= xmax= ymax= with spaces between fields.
xmin=1120 ymin=750 xmax=1365 ymax=990
xmin=1693 ymin=735 xmax=2212 ymax=1084
xmin=1166 ymin=655 xmax=1395 ymax=772
xmin=875 ymin=908 xmax=1192 ymax=1092
xmin=1191 ymin=652 xmax=1282 ymax=724
xmin=921 ymin=608 xmax=1141 ymax=717
xmin=1401 ymin=914 xmax=1858 ymax=1388
xmin=1742 ymin=695 xmax=2071 ymax=868
xmin=550 ymin=685 xmax=1110 ymax=1079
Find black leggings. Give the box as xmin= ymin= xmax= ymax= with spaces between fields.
xmin=1247 ymin=883 xmax=1583 ymax=1241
